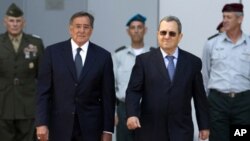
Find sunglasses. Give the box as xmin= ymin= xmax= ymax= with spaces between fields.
xmin=159 ymin=31 xmax=177 ymax=37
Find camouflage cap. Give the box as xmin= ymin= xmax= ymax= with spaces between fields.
xmin=6 ymin=3 xmax=23 ymax=17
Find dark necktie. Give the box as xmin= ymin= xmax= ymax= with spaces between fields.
xmin=166 ymin=56 xmax=175 ymax=81
xmin=75 ymin=48 xmax=82 ymax=79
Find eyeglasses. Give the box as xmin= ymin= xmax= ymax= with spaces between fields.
xmin=159 ymin=31 xmax=177 ymax=37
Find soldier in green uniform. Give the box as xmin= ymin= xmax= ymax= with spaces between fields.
xmin=0 ymin=3 xmax=44 ymax=141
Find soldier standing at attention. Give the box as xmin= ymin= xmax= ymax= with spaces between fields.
xmin=112 ymin=14 xmax=154 ymax=141
xmin=0 ymin=3 xmax=44 ymax=141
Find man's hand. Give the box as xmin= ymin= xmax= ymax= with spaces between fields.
xmin=199 ymin=129 xmax=210 ymax=140
xmin=114 ymin=114 xmax=119 ymax=126
xmin=101 ymin=132 xmax=112 ymax=141
xmin=36 ymin=125 xmax=49 ymax=141
xmin=127 ymin=116 xmax=141 ymax=130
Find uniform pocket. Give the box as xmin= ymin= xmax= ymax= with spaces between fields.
xmin=239 ymin=53 xmax=250 ymax=77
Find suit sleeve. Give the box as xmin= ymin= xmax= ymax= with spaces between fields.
xmin=35 ymin=38 xmax=45 ymax=78
xmin=126 ymin=56 xmax=144 ymax=118
xmin=192 ymin=58 xmax=210 ymax=131
xmin=35 ymin=47 xmax=52 ymax=127
xmin=102 ymin=53 xmax=116 ymax=132
xmin=111 ymin=53 xmax=119 ymax=99
xmin=201 ymin=41 xmax=212 ymax=94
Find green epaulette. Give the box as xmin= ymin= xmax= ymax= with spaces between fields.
xmin=115 ymin=46 xmax=126 ymax=53
xmin=208 ymin=33 xmax=219 ymax=40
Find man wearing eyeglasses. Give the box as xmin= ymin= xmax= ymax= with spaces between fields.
xmin=202 ymin=3 xmax=250 ymax=141
xmin=125 ymin=16 xmax=209 ymax=141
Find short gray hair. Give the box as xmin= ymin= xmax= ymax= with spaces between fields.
xmin=69 ymin=11 xmax=94 ymax=28
xmin=235 ymin=12 xmax=243 ymax=17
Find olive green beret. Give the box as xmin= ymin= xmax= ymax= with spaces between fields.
xmin=6 ymin=3 xmax=23 ymax=17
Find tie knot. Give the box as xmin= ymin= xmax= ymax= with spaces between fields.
xmin=166 ymin=56 xmax=174 ymax=61
xmin=77 ymin=48 xmax=82 ymax=54
xmin=12 ymin=38 xmax=18 ymax=42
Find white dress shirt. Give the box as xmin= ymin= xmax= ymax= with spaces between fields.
xmin=71 ymin=39 xmax=89 ymax=66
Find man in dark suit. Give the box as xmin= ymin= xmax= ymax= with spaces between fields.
xmin=125 ymin=16 xmax=209 ymax=141
xmin=35 ymin=11 xmax=116 ymax=141
xmin=0 ymin=3 xmax=44 ymax=141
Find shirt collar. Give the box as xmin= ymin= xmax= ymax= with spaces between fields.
xmin=160 ymin=47 xmax=179 ymax=59
xmin=126 ymin=45 xmax=152 ymax=54
xmin=71 ymin=39 xmax=89 ymax=52
xmin=9 ymin=33 xmax=23 ymax=42
xmin=222 ymin=32 xmax=248 ymax=45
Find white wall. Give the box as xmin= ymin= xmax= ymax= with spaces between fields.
xmin=25 ymin=0 xmax=88 ymax=47
xmin=0 ymin=0 xmax=88 ymax=46
xmin=242 ymin=1 xmax=250 ymax=34
xmin=88 ymin=0 xmax=158 ymax=52
xmin=1 ymin=1 xmax=249 ymax=54
xmin=3 ymin=0 xmax=158 ymax=52
xmin=159 ymin=0 xmax=244 ymax=58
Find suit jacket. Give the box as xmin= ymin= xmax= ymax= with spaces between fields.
xmin=126 ymin=48 xmax=209 ymax=141
xmin=35 ymin=39 xmax=116 ymax=141
xmin=0 ymin=32 xmax=44 ymax=119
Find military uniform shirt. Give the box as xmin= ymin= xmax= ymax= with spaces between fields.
xmin=0 ymin=32 xmax=44 ymax=119
xmin=9 ymin=34 xmax=22 ymax=52
xmin=112 ymin=45 xmax=153 ymax=102
xmin=202 ymin=32 xmax=250 ymax=94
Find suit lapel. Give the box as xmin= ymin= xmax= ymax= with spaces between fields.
xmin=153 ymin=48 xmax=188 ymax=84
xmin=60 ymin=40 xmax=78 ymax=80
xmin=60 ymin=41 xmax=96 ymax=81
xmin=153 ymin=49 xmax=171 ymax=81
xmin=2 ymin=33 xmax=15 ymax=53
xmin=18 ymin=34 xmax=30 ymax=56
xmin=173 ymin=49 xmax=187 ymax=83
xmin=79 ymin=42 xmax=96 ymax=80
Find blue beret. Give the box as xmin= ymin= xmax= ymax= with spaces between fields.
xmin=126 ymin=14 xmax=146 ymax=26
xmin=6 ymin=3 xmax=23 ymax=17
